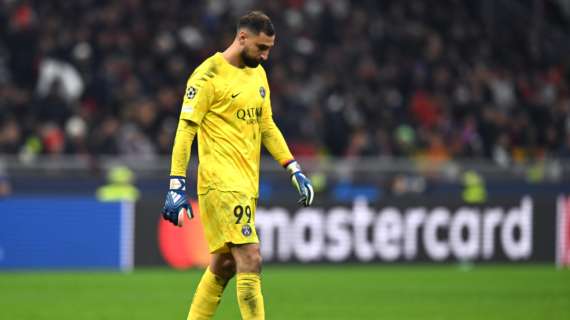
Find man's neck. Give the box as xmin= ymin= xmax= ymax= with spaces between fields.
xmin=222 ymin=42 xmax=245 ymax=68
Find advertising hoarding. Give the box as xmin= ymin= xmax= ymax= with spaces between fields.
xmin=136 ymin=195 xmax=566 ymax=267
xmin=0 ymin=198 xmax=134 ymax=271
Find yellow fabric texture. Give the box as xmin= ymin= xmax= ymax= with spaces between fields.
xmin=177 ymin=52 xmax=293 ymax=197
xmin=187 ymin=267 xmax=228 ymax=320
xmin=236 ymin=273 xmax=265 ymax=320
xmin=170 ymin=119 xmax=198 ymax=177
xmin=199 ymin=190 xmax=259 ymax=253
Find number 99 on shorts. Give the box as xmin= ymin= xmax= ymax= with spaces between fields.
xmin=198 ymin=190 xmax=259 ymax=253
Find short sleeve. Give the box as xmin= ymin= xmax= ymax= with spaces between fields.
xmin=180 ymin=72 xmax=215 ymax=125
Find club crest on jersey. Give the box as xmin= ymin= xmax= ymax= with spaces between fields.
xmin=242 ymin=224 xmax=253 ymax=237
xmin=187 ymin=86 xmax=197 ymax=99
xmin=259 ymin=86 xmax=266 ymax=98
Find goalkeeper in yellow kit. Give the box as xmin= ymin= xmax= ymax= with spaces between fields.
xmin=161 ymin=11 xmax=314 ymax=320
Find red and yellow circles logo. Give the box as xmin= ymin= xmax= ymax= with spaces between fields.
xmin=157 ymin=201 xmax=210 ymax=269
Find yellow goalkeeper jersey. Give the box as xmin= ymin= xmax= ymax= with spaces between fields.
xmin=179 ymin=52 xmax=293 ymax=197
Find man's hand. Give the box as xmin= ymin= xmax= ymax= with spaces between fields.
xmin=162 ymin=176 xmax=194 ymax=227
xmin=286 ymin=161 xmax=314 ymax=207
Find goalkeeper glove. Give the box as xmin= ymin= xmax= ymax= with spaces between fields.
xmin=286 ymin=160 xmax=314 ymax=207
xmin=162 ymin=176 xmax=193 ymax=227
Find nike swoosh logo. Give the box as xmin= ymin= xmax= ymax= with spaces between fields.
xmin=231 ymin=92 xmax=241 ymax=98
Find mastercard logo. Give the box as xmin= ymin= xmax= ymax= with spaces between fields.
xmin=157 ymin=200 xmax=210 ymax=269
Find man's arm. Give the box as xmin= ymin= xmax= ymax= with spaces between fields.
xmin=162 ymin=64 xmax=215 ymax=226
xmin=261 ymin=116 xmax=294 ymax=166
xmin=170 ymin=119 xmax=198 ymax=177
xmin=162 ymin=119 xmax=199 ymax=226
xmin=261 ymin=115 xmax=314 ymax=207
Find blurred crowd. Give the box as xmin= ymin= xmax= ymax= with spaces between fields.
xmin=1 ymin=0 xmax=570 ymax=166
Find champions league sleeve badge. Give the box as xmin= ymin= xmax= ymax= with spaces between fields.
xmin=187 ymin=86 xmax=197 ymax=99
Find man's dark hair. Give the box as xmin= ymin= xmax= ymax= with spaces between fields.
xmin=237 ymin=11 xmax=275 ymax=36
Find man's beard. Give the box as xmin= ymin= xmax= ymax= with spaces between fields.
xmin=240 ymin=49 xmax=261 ymax=68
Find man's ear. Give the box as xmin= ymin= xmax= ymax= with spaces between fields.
xmin=238 ymin=30 xmax=248 ymax=46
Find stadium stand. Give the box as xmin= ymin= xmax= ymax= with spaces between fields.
xmin=1 ymin=0 xmax=569 ymax=166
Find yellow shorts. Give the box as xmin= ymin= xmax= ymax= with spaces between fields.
xmin=198 ymin=189 xmax=259 ymax=253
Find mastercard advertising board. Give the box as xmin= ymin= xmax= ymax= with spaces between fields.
xmin=135 ymin=195 xmax=570 ymax=268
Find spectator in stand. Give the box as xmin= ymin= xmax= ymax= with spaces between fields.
xmin=0 ymin=0 xmax=569 ymax=165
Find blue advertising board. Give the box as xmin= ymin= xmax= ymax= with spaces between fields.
xmin=0 ymin=198 xmax=134 ymax=271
